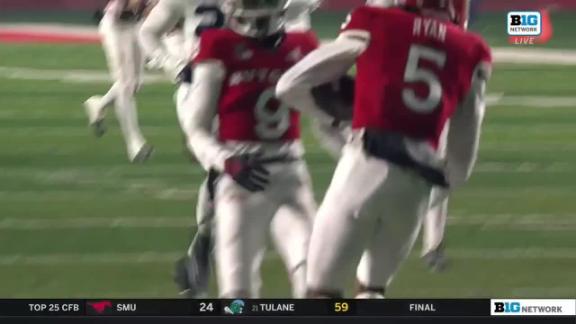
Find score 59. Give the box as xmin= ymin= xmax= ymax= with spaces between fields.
xmin=333 ymin=301 xmax=354 ymax=314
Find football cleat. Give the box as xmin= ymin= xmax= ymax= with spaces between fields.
xmin=423 ymin=244 xmax=448 ymax=272
xmin=173 ymin=233 xmax=212 ymax=298
xmin=83 ymin=96 xmax=107 ymax=138
xmin=130 ymin=143 xmax=154 ymax=164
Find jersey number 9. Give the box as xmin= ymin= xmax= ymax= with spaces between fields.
xmin=255 ymin=88 xmax=291 ymax=141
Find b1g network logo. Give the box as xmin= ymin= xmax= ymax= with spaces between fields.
xmin=507 ymin=10 xmax=553 ymax=45
xmin=491 ymin=300 xmax=576 ymax=316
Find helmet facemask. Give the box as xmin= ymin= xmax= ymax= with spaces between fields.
xmin=224 ymin=0 xmax=289 ymax=38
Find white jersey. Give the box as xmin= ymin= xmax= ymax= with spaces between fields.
xmin=140 ymin=0 xmax=222 ymax=79
xmin=285 ymin=0 xmax=320 ymax=31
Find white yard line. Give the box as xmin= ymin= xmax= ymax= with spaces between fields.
xmin=493 ymin=48 xmax=576 ymax=65
xmin=0 ymin=214 xmax=574 ymax=230
xmin=0 ymin=248 xmax=575 ymax=266
xmin=1 ymin=66 xmax=575 ymax=108
xmin=0 ymin=66 xmax=167 ymax=84
xmin=496 ymin=96 xmax=576 ymax=107
xmin=0 ymin=23 xmax=98 ymax=36
xmin=448 ymin=248 xmax=576 ymax=259
xmin=0 ymin=217 xmax=193 ymax=230
xmin=0 ymin=252 xmax=183 ymax=266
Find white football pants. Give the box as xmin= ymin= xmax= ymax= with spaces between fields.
xmin=421 ymin=124 xmax=450 ymax=256
xmin=214 ymin=160 xmax=316 ymax=298
xmin=99 ymin=15 xmax=147 ymax=158
xmin=307 ymin=135 xmax=432 ymax=293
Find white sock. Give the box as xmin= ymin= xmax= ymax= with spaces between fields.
xmin=422 ymin=197 xmax=449 ymax=256
xmin=114 ymin=87 xmax=146 ymax=157
xmin=98 ymin=82 xmax=120 ymax=110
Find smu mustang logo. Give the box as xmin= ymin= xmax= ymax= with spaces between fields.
xmin=88 ymin=301 xmax=113 ymax=314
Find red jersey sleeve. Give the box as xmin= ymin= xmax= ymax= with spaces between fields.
xmin=340 ymin=7 xmax=372 ymax=33
xmin=193 ymin=30 xmax=226 ymax=65
xmin=301 ymin=31 xmax=320 ymax=53
xmin=470 ymin=34 xmax=493 ymax=67
xmin=478 ymin=38 xmax=492 ymax=65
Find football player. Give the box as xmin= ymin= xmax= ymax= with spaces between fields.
xmin=84 ymin=0 xmax=155 ymax=163
xmin=140 ymin=0 xmax=321 ymax=297
xmin=180 ymin=0 xmax=319 ymax=298
xmin=277 ymin=0 xmax=492 ymax=298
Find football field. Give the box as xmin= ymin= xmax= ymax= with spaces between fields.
xmin=0 ymin=16 xmax=576 ymax=298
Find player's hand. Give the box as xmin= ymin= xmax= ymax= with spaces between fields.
xmin=146 ymin=52 xmax=188 ymax=83
xmin=311 ymin=76 xmax=355 ymax=122
xmin=224 ymin=154 xmax=271 ymax=192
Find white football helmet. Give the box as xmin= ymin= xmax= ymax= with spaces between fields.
xmin=222 ymin=0 xmax=289 ymax=38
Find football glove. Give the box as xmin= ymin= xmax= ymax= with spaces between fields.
xmin=311 ymin=75 xmax=355 ymax=123
xmin=224 ymin=154 xmax=271 ymax=192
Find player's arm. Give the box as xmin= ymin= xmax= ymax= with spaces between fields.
xmin=181 ymin=61 xmax=233 ymax=172
xmin=276 ymin=30 xmax=369 ymax=124
xmin=284 ymin=0 xmax=321 ymax=31
xmin=139 ymin=0 xmax=187 ymax=79
xmin=445 ymin=61 xmax=492 ymax=188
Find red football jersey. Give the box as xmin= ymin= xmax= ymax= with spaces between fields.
xmin=194 ymin=29 xmax=319 ymax=142
xmin=342 ymin=6 xmax=492 ymax=148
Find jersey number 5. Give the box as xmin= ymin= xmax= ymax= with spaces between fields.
xmin=255 ymin=88 xmax=291 ymax=141
xmin=402 ymin=45 xmax=447 ymax=113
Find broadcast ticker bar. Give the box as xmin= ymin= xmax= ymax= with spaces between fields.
xmin=0 ymin=299 xmax=574 ymax=317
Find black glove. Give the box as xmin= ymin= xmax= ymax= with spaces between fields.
xmin=311 ymin=75 xmax=355 ymax=122
xmin=224 ymin=154 xmax=271 ymax=192
xmin=177 ymin=65 xmax=193 ymax=84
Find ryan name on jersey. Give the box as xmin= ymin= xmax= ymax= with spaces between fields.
xmin=413 ymin=17 xmax=447 ymax=42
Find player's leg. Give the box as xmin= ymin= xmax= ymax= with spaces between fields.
xmin=421 ymin=192 xmax=449 ymax=272
xmin=421 ymin=124 xmax=450 ymax=271
xmin=174 ymin=173 xmax=217 ymax=297
xmin=270 ymin=162 xmax=316 ymax=298
xmin=107 ymin=24 xmax=150 ymax=162
xmin=355 ymin=167 xmax=432 ymax=298
xmin=163 ymin=30 xmax=185 ymax=59
xmin=84 ymin=16 xmax=122 ymax=137
xmin=306 ymin=140 xmax=390 ymax=297
xmin=214 ymin=176 xmax=276 ymax=298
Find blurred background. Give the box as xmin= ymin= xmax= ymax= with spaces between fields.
xmin=0 ymin=0 xmax=575 ymax=298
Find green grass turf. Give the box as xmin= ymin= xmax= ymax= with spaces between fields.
xmin=0 ymin=43 xmax=575 ymax=299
